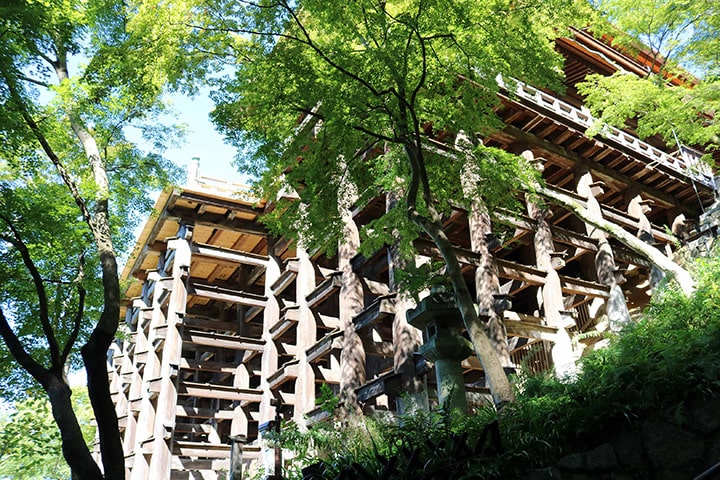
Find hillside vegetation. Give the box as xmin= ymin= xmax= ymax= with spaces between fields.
xmin=271 ymin=251 xmax=720 ymax=479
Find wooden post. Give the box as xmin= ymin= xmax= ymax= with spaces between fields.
xmin=148 ymin=225 xmax=193 ymax=479
xmin=460 ymin=151 xmax=511 ymax=369
xmin=338 ymin=199 xmax=365 ymax=417
xmin=468 ymin=201 xmax=512 ymax=367
xmin=231 ymin=363 xmax=251 ymax=438
xmin=576 ymin=168 xmax=631 ymax=330
xmin=260 ymin=239 xmax=282 ymax=424
xmin=387 ymin=193 xmax=427 ymax=412
xmin=524 ymin=151 xmax=576 ymax=378
xmin=294 ymin=247 xmax=316 ymax=423
xmin=628 ymin=193 xmax=665 ymax=290
xmin=129 ymin=269 xmax=169 ymax=480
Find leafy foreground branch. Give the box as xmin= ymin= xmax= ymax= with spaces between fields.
xmin=268 ymin=252 xmax=720 ymax=479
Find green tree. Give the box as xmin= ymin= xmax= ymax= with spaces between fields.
xmin=579 ymin=0 xmax=720 ymax=156
xmin=168 ymin=0 xmax=591 ymax=406
xmin=0 ymin=0 xmax=180 ymax=477
xmin=539 ymin=0 xmax=720 ymax=297
xmin=0 ymin=389 xmax=95 ymax=479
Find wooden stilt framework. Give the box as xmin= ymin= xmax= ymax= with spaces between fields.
xmin=111 ymin=30 xmax=718 ymax=478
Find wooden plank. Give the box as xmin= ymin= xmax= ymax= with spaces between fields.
xmin=172 ymin=458 xmax=229 ymax=472
xmin=271 ymin=258 xmax=300 ymax=294
xmin=173 ymin=441 xmax=230 ymax=459
xmin=496 ymin=210 xmax=599 ymax=252
xmin=182 ymin=328 xmax=265 ymax=352
xmin=353 ymin=294 xmax=396 ymax=331
xmin=178 ymin=381 xmax=262 ymax=403
xmin=167 ymin=206 xmax=267 ymax=237
xmin=268 ymin=362 xmax=300 ymax=389
xmin=191 ymin=242 xmax=268 ymax=268
xmin=188 ymin=281 xmax=267 ymax=307
xmin=177 ymin=190 xmax=260 ymax=214
xmin=306 ymin=272 xmax=342 ymax=308
xmin=306 ymin=330 xmax=343 ymax=363
xmin=417 ymin=238 xmax=610 ymax=299
xmin=558 ymin=274 xmax=610 ymax=298
xmin=182 ymin=315 xmax=240 ymax=333
xmin=175 ymin=406 xmax=235 ymax=420
xmin=355 ymin=371 xmax=401 ymax=403
xmin=179 ymin=358 xmax=237 ymax=374
xmin=270 ymin=306 xmax=300 ymax=339
xmin=504 ymin=320 xmax=558 ymax=341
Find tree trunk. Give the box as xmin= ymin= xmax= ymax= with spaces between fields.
xmin=46 ymin=374 xmax=104 ymax=480
xmin=57 ymin=64 xmax=124 ymax=476
xmin=537 ymin=185 xmax=695 ymax=295
xmin=408 ymin=209 xmax=515 ymax=406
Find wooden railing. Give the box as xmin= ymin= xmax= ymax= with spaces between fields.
xmin=497 ymin=75 xmax=716 ymax=189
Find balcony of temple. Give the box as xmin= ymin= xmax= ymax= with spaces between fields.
xmin=489 ymin=83 xmax=715 ymax=217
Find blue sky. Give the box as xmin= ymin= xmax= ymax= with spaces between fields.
xmin=149 ymin=88 xmax=251 ymax=185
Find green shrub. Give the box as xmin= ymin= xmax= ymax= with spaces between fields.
xmin=277 ymin=253 xmax=720 ymax=478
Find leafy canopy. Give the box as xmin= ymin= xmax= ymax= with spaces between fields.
xmin=202 ymin=0 xmax=587 ymax=274
xmin=579 ymin=0 xmax=720 ymax=152
xmin=0 ymin=0 xmax=182 ymax=398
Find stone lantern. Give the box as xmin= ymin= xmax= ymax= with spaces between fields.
xmin=407 ymin=290 xmax=473 ymax=413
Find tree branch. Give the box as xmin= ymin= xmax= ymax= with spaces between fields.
xmin=0 ymin=214 xmax=61 ymax=367
xmin=0 ymin=308 xmax=49 ymax=387
xmin=0 ymin=67 xmax=94 ymax=228
xmin=537 ymin=184 xmax=695 ymax=295
xmin=17 ymin=74 xmax=50 ymax=88
xmin=59 ymin=253 xmax=86 ymax=368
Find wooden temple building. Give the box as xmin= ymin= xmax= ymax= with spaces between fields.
xmin=109 ymin=27 xmax=719 ymax=479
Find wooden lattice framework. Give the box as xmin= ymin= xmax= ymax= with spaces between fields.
xmin=109 ymin=29 xmax=718 ymax=479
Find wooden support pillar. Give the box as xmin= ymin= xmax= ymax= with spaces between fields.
xmin=628 ymin=193 xmax=665 ymax=290
xmin=576 ymin=169 xmax=631 ymax=330
xmin=468 ymin=201 xmax=512 ymax=368
xmin=460 ymin=150 xmax=511 ymax=369
xmin=121 ymin=347 xmax=140 ymax=453
xmin=388 ymin=194 xmax=427 ymax=412
xmin=130 ymin=271 xmax=168 ymax=480
xmin=148 ymin=226 xmax=193 ymax=479
xmin=231 ymin=363 xmax=251 ymax=438
xmin=523 ymin=151 xmax=576 ymax=378
xmin=338 ymin=199 xmax=365 ymax=417
xmin=260 ymin=240 xmax=282 ymax=425
xmin=294 ymin=248 xmax=316 ymax=423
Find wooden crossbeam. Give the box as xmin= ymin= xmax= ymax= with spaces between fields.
xmin=188 ymin=281 xmax=267 ymax=307
xmin=306 ymin=329 xmax=343 ymax=363
xmin=416 ymin=238 xmax=610 ymax=299
xmin=306 ymin=272 xmax=342 ymax=308
xmin=190 ymin=242 xmax=268 ymax=268
xmin=167 ymin=206 xmax=266 ymax=237
xmin=268 ymin=362 xmax=300 ymax=389
xmin=173 ymin=441 xmax=230 ymax=459
xmin=271 ymin=258 xmax=300 ymax=294
xmin=175 ymin=406 xmax=235 ymax=420
xmin=353 ymin=294 xmax=396 ymax=331
xmin=182 ymin=328 xmax=265 ymax=352
xmin=178 ymin=381 xmax=262 ymax=403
